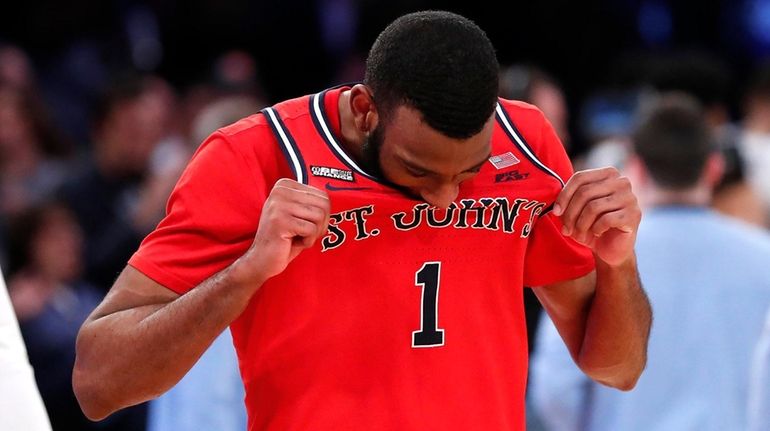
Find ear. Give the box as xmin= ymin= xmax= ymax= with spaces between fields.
xmin=624 ymin=154 xmax=648 ymax=189
xmin=703 ymin=152 xmax=725 ymax=188
xmin=349 ymin=84 xmax=379 ymax=134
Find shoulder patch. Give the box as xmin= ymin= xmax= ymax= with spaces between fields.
xmin=310 ymin=165 xmax=354 ymax=182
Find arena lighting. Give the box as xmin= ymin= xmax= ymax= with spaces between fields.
xmin=748 ymin=0 xmax=770 ymax=48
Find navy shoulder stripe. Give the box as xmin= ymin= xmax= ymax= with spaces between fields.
xmin=309 ymin=91 xmax=377 ymax=181
xmin=494 ymin=102 xmax=565 ymax=187
xmin=262 ymin=107 xmax=308 ymax=184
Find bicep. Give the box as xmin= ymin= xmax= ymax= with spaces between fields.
xmin=87 ymin=265 xmax=179 ymax=323
xmin=531 ymin=270 xmax=596 ymax=360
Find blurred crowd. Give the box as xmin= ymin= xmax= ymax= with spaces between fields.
xmin=0 ymin=42 xmax=268 ymax=430
xmin=5 ymin=16 xmax=770 ymax=431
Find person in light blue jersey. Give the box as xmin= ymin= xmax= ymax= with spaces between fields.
xmin=750 ymin=310 xmax=770 ymax=431
xmin=147 ymin=329 xmax=246 ymax=431
xmin=530 ymin=94 xmax=770 ymax=431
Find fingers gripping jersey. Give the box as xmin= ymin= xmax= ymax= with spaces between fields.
xmin=238 ymin=89 xmax=593 ymax=430
xmin=130 ymin=87 xmax=594 ymax=431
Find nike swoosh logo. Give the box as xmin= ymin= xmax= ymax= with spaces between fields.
xmin=325 ymin=182 xmax=372 ymax=192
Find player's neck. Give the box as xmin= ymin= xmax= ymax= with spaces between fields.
xmin=337 ymin=90 xmax=367 ymax=164
xmin=644 ymin=185 xmax=712 ymax=209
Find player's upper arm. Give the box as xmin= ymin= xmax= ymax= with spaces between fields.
xmin=85 ymin=265 xmax=179 ymax=324
xmin=531 ymin=270 xmax=596 ymax=361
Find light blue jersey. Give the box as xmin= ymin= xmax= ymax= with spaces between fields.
xmin=531 ymin=207 xmax=770 ymax=431
xmin=148 ymin=329 xmax=246 ymax=431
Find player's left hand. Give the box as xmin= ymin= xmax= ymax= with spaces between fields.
xmin=552 ymin=167 xmax=641 ymax=267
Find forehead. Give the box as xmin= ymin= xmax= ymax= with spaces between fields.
xmin=381 ymin=105 xmax=494 ymax=168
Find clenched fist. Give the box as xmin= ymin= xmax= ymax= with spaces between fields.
xmin=232 ymin=178 xmax=331 ymax=286
xmin=553 ymin=167 xmax=641 ymax=267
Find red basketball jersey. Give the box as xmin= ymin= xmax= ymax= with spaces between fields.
xmin=129 ymin=86 xmax=594 ymax=430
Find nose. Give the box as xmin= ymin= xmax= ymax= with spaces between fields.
xmin=420 ymin=182 xmax=459 ymax=209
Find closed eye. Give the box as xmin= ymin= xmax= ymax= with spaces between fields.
xmin=406 ymin=167 xmax=428 ymax=178
xmin=402 ymin=161 xmax=430 ymax=177
xmin=464 ymin=160 xmax=487 ymax=174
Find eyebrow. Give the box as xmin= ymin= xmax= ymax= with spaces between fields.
xmin=401 ymin=152 xmax=492 ymax=176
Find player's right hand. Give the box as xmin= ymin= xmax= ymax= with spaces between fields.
xmin=233 ymin=178 xmax=330 ymax=286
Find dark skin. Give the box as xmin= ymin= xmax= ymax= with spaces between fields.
xmin=73 ymin=84 xmax=651 ymax=420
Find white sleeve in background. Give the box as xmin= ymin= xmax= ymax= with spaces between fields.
xmin=749 ymin=308 xmax=770 ymax=431
xmin=0 ymin=268 xmax=52 ymax=431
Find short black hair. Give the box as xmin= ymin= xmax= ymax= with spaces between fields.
xmin=364 ymin=11 xmax=499 ymax=139
xmin=632 ymin=94 xmax=715 ymax=189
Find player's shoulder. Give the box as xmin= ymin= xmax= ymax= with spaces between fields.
xmin=183 ymin=111 xmax=281 ymax=179
xmin=216 ymin=93 xmax=313 ymax=140
xmin=496 ymin=98 xmax=549 ymax=132
xmin=496 ymin=98 xmax=563 ymax=158
xmin=217 ymin=111 xmax=271 ymax=139
xmin=192 ymin=99 xmax=305 ymax=181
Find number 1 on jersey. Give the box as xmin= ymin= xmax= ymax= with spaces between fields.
xmin=412 ymin=262 xmax=445 ymax=348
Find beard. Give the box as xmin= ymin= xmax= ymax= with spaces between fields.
xmin=359 ymin=124 xmax=417 ymax=198
xmin=361 ymin=124 xmax=386 ymax=179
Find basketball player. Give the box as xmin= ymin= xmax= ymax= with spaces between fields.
xmin=73 ymin=11 xmax=651 ymax=430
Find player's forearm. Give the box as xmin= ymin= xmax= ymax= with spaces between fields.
xmin=577 ymin=254 xmax=651 ymax=390
xmin=73 ymin=262 xmax=259 ymax=420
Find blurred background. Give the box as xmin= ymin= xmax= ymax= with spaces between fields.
xmin=4 ymin=0 xmax=770 ymax=430
xmin=7 ymin=0 xmax=770 ymax=151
